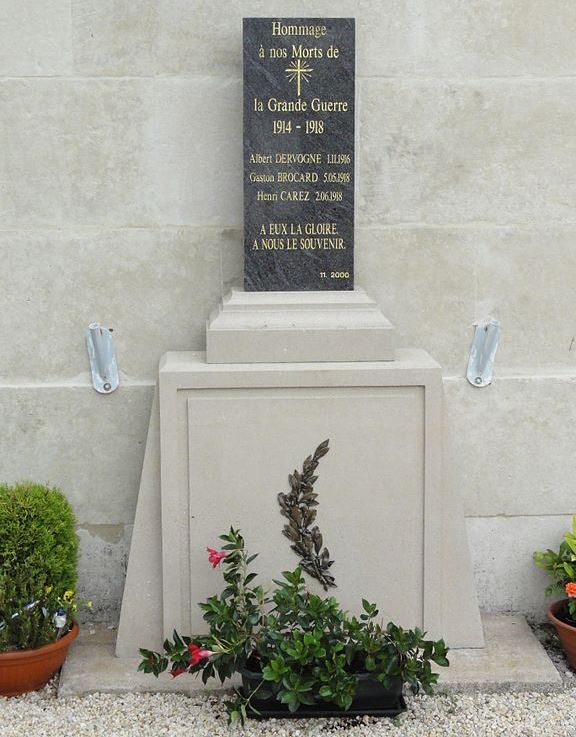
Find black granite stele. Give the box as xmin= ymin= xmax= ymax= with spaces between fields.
xmin=243 ymin=18 xmax=355 ymax=291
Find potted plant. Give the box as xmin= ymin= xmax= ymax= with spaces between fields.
xmin=534 ymin=515 xmax=576 ymax=668
xmin=140 ymin=527 xmax=449 ymax=723
xmin=0 ymin=481 xmax=83 ymax=696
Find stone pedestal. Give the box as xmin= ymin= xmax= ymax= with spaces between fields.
xmin=117 ymin=291 xmax=484 ymax=658
xmin=206 ymin=289 xmax=397 ymax=363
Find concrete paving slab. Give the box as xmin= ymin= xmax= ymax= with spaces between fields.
xmin=59 ymin=614 xmax=562 ymax=698
xmin=59 ymin=625 xmax=195 ymax=697
xmin=441 ymin=614 xmax=562 ymax=692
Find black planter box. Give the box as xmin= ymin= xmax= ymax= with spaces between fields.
xmin=240 ymin=668 xmax=406 ymax=719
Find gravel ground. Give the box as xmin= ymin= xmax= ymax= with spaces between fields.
xmin=1 ymin=622 xmax=575 ymax=737
xmin=530 ymin=618 xmax=576 ymax=686
xmin=2 ymin=679 xmax=576 ymax=737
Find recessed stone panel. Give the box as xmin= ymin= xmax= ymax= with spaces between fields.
xmin=187 ymin=387 xmax=424 ymax=628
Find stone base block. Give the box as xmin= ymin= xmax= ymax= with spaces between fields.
xmin=206 ymin=288 xmax=397 ymax=363
xmin=117 ymin=348 xmax=484 ymax=657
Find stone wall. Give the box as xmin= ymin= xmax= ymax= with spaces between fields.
xmin=1 ymin=0 xmax=575 ymax=621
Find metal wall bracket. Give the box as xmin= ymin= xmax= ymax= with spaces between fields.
xmin=466 ymin=319 xmax=501 ymax=388
xmin=86 ymin=323 xmax=119 ymax=394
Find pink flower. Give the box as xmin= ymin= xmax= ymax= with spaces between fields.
xmin=170 ymin=666 xmax=188 ymax=678
xmin=188 ymin=643 xmax=214 ymax=666
xmin=206 ymin=547 xmax=228 ymax=568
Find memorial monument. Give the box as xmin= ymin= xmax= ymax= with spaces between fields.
xmin=116 ymin=18 xmax=484 ymax=659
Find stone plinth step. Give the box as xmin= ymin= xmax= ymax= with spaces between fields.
xmin=59 ymin=615 xmax=561 ymax=698
xmin=206 ymin=288 xmax=397 ymax=363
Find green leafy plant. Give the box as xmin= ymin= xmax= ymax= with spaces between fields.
xmin=534 ymin=515 xmax=576 ymax=622
xmin=139 ymin=528 xmax=449 ymax=724
xmin=0 ymin=482 xmax=80 ymax=651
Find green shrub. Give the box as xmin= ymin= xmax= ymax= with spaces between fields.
xmin=0 ymin=482 xmax=79 ymax=651
xmin=534 ymin=515 xmax=576 ymax=622
xmin=140 ymin=528 xmax=449 ymax=723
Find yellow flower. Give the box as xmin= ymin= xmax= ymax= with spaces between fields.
xmin=45 ymin=585 xmax=53 ymax=595
xmin=63 ymin=590 xmax=74 ymax=602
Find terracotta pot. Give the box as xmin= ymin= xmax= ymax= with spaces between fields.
xmin=548 ymin=600 xmax=576 ymax=669
xmin=0 ymin=622 xmax=79 ymax=697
